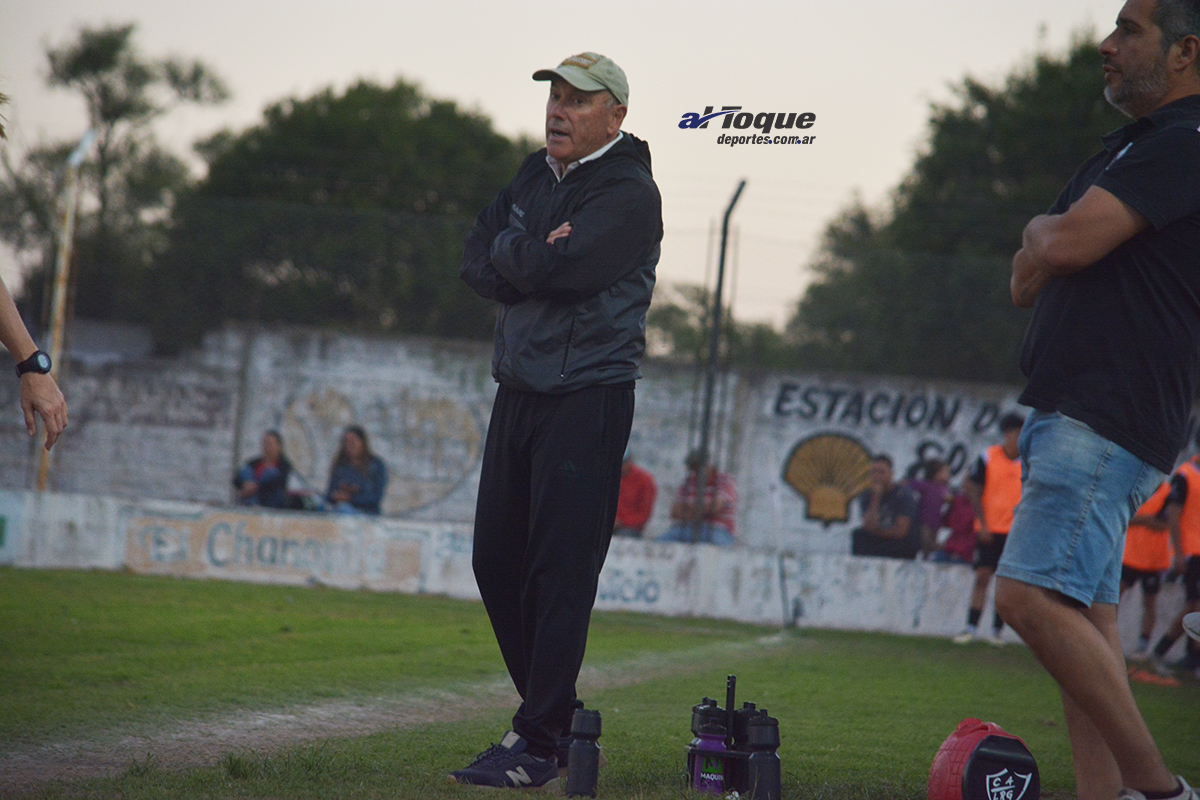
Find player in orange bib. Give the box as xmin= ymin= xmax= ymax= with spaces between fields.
xmin=953 ymin=413 xmax=1023 ymax=645
xmin=1120 ymin=480 xmax=1173 ymax=659
xmin=1149 ymin=450 xmax=1200 ymax=676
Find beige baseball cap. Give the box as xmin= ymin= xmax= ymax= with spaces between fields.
xmin=533 ymin=52 xmax=628 ymax=106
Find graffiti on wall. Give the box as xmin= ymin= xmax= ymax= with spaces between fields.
xmin=771 ymin=380 xmax=1022 ymax=531
xmin=597 ymin=567 xmax=662 ymax=605
xmin=773 ymin=380 xmax=1014 ymax=475
xmin=83 ymin=374 xmax=234 ymax=428
xmin=275 ymin=385 xmax=485 ymax=515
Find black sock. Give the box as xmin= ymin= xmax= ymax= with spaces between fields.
xmin=1185 ymin=638 xmax=1200 ymax=667
xmin=992 ymin=612 xmax=1004 ymax=634
xmin=1153 ymin=633 xmax=1178 ymax=658
xmin=967 ymin=608 xmax=982 ymax=627
xmin=1140 ymin=780 xmax=1183 ymax=799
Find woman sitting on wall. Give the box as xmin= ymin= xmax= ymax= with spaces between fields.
xmin=233 ymin=430 xmax=293 ymax=509
xmin=325 ymin=425 xmax=388 ymax=515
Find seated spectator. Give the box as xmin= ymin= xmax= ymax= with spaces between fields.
xmin=233 ymin=430 xmax=293 ymax=509
xmin=613 ymin=450 xmax=657 ymax=538
xmin=326 ymin=426 xmax=388 ymax=515
xmin=657 ymin=449 xmax=736 ymax=546
xmin=931 ymin=485 xmax=976 ymax=565
xmin=850 ymin=454 xmax=920 ymax=559
xmin=906 ymin=458 xmax=951 ymax=558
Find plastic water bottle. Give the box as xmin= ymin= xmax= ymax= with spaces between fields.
xmin=691 ymin=697 xmax=722 ymax=737
xmin=566 ymin=708 xmax=601 ymax=797
xmin=746 ymin=711 xmax=782 ymax=800
xmin=692 ymin=721 xmax=728 ymax=794
xmin=728 ymin=701 xmax=759 ymax=792
xmin=688 ymin=698 xmax=722 ymax=780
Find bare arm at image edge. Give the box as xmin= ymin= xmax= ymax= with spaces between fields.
xmin=0 ymin=279 xmax=67 ymax=449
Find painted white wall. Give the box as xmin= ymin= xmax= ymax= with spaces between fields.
xmin=0 ymin=325 xmax=1030 ymax=554
xmin=0 ymin=490 xmax=1186 ymax=657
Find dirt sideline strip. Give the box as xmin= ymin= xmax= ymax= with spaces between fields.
xmin=0 ymin=633 xmax=791 ymax=793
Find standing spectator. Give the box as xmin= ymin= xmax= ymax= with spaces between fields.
xmin=452 ymin=51 xmax=661 ymax=789
xmin=997 ymin=1 xmax=1200 ymax=794
xmin=1148 ymin=448 xmax=1200 ymax=675
xmin=233 ymin=430 xmax=293 ymax=509
xmin=907 ymin=458 xmax=952 ymax=558
xmin=613 ymin=450 xmax=656 ymax=538
xmin=656 ymin=449 xmax=737 ymax=546
xmin=954 ymin=412 xmax=1024 ymax=645
xmin=325 ymin=426 xmax=387 ymax=515
xmin=0 ymin=277 xmax=66 ymax=450
xmin=1121 ymin=479 xmax=1173 ymax=660
xmin=849 ymin=454 xmax=920 ymax=559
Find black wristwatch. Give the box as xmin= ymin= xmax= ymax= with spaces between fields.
xmin=15 ymin=350 xmax=51 ymax=377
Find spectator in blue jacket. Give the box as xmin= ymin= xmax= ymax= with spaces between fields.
xmin=325 ymin=426 xmax=387 ymax=515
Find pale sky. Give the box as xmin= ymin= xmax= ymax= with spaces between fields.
xmin=1 ymin=0 xmax=1124 ymax=327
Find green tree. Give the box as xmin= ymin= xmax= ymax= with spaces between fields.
xmin=149 ymin=79 xmax=531 ymax=352
xmin=648 ymin=281 xmax=798 ymax=370
xmin=0 ymin=23 xmax=228 ymax=324
xmin=647 ymin=283 xmax=712 ymax=362
xmin=788 ymin=36 xmax=1127 ymax=383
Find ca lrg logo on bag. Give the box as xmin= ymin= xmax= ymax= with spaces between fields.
xmin=985 ymin=768 xmax=1035 ymax=800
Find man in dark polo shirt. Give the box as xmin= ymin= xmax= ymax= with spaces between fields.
xmin=996 ymin=1 xmax=1200 ymax=798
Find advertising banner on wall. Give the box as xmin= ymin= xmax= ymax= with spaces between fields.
xmin=123 ymin=508 xmax=424 ymax=593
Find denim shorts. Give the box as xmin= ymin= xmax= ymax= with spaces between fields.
xmin=997 ymin=409 xmax=1164 ymax=606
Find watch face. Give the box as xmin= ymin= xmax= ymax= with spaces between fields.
xmin=18 ymin=351 xmax=51 ymax=376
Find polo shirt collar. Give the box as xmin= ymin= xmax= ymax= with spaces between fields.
xmin=1103 ymin=93 xmax=1200 ymax=151
xmin=547 ymin=131 xmax=624 ymax=181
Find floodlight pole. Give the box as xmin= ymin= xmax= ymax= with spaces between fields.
xmin=36 ymin=130 xmax=94 ymax=492
xmin=691 ymin=179 xmax=745 ymax=543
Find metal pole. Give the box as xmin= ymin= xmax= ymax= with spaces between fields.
xmin=36 ymin=131 xmax=94 ymax=491
xmin=692 ymin=179 xmax=745 ymax=542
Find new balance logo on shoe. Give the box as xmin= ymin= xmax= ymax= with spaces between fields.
xmin=505 ymin=767 xmax=533 ymax=786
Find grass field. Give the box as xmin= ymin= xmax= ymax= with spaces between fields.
xmin=1 ymin=566 xmax=1197 ymax=799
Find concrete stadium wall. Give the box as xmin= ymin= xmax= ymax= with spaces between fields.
xmin=0 ymin=490 xmax=1186 ymax=654
xmin=0 ymin=324 xmax=1035 ymax=554
xmin=0 ymin=324 xmax=1190 ymax=652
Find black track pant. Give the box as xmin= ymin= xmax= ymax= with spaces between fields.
xmin=472 ymin=382 xmax=634 ymax=757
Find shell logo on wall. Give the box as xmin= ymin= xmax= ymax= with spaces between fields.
xmin=782 ymin=433 xmax=873 ymax=524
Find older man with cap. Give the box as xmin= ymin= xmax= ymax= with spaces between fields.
xmin=453 ymin=52 xmax=661 ymax=789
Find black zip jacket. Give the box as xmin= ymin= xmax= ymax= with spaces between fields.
xmin=461 ymin=132 xmax=662 ymax=394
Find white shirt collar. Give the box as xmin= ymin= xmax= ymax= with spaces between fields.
xmin=546 ymin=131 xmax=624 ymax=181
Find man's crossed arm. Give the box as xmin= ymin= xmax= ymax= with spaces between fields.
xmin=1011 ymin=185 xmax=1148 ymax=308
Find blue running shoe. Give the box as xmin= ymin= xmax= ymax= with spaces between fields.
xmin=449 ymin=731 xmax=559 ymax=790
